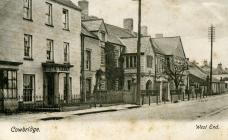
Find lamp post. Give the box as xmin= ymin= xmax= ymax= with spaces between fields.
xmin=132 ymin=0 xmax=142 ymax=105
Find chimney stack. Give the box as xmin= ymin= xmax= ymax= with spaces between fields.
xmin=123 ymin=18 xmax=134 ymax=32
xmin=155 ymin=34 xmax=163 ymax=38
xmin=141 ymin=26 xmax=148 ymax=36
xmin=78 ymin=0 xmax=89 ymax=19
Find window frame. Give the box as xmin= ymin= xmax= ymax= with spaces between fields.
xmin=23 ymin=74 xmax=35 ymax=102
xmin=63 ymin=9 xmax=69 ymax=30
xmin=0 ymin=70 xmax=18 ymax=99
xmin=24 ymin=34 xmax=33 ymax=60
xmin=46 ymin=39 xmax=54 ymax=62
xmin=64 ymin=42 xmax=70 ymax=63
xmin=45 ymin=2 xmax=53 ymax=27
xmin=23 ymin=0 xmax=32 ymax=21
xmin=85 ymin=49 xmax=91 ymax=70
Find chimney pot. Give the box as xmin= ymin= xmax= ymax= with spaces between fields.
xmin=141 ymin=26 xmax=148 ymax=36
xmin=123 ymin=18 xmax=134 ymax=32
xmin=78 ymin=0 xmax=89 ymax=19
xmin=155 ymin=34 xmax=163 ymax=38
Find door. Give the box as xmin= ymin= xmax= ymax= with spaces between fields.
xmin=47 ymin=73 xmax=54 ymax=105
xmin=162 ymin=82 xmax=168 ymax=101
xmin=86 ymin=78 xmax=92 ymax=100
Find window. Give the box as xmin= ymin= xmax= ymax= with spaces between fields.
xmin=0 ymin=70 xmax=17 ymax=99
xmin=23 ymin=75 xmax=35 ymax=102
xmin=47 ymin=39 xmax=54 ymax=61
xmin=147 ymin=55 xmax=153 ymax=68
xmin=133 ymin=56 xmax=137 ymax=67
xmin=63 ymin=9 xmax=69 ymax=30
xmin=23 ymin=0 xmax=32 ymax=20
xmin=114 ymin=50 xmax=119 ymax=67
xmin=64 ymin=42 xmax=70 ymax=63
xmin=126 ymin=56 xmax=129 ymax=68
xmin=85 ymin=50 xmax=91 ymax=70
xmin=125 ymin=55 xmax=137 ymax=69
xmin=24 ymin=34 xmax=32 ymax=58
xmin=64 ymin=77 xmax=72 ymax=101
xmin=46 ymin=2 xmax=53 ymax=26
xmin=101 ymin=48 xmax=105 ymax=65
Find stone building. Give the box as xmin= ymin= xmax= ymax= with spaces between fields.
xmin=0 ymin=0 xmax=81 ymax=111
xmin=121 ymin=36 xmax=156 ymax=92
xmin=151 ymin=35 xmax=187 ymax=101
xmin=81 ymin=18 xmax=108 ymax=101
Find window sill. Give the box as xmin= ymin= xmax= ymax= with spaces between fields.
xmin=24 ymin=57 xmax=34 ymax=61
xmin=23 ymin=18 xmax=33 ymax=22
xmin=45 ymin=23 xmax=54 ymax=28
xmin=63 ymin=28 xmax=70 ymax=32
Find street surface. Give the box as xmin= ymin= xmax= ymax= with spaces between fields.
xmin=1 ymin=94 xmax=228 ymax=140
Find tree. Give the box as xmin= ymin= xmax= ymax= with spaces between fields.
xmin=163 ymin=55 xmax=188 ymax=90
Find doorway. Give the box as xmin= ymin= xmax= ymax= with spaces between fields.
xmin=46 ymin=73 xmax=55 ymax=106
xmin=162 ymin=82 xmax=169 ymax=101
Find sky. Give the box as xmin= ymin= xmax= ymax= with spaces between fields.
xmin=73 ymin=0 xmax=228 ymax=68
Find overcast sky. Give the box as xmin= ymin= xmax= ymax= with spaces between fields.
xmin=73 ymin=0 xmax=228 ymax=68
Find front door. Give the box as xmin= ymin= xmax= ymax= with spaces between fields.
xmin=47 ymin=73 xmax=55 ymax=105
xmin=162 ymin=82 xmax=168 ymax=101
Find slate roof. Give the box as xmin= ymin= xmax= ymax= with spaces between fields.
xmin=107 ymin=33 xmax=124 ymax=46
xmin=82 ymin=19 xmax=104 ymax=32
xmin=105 ymin=24 xmax=136 ymax=38
xmin=151 ymin=36 xmax=185 ymax=58
xmin=188 ymin=62 xmax=207 ymax=81
xmin=81 ymin=24 xmax=98 ymax=38
xmin=189 ymin=62 xmax=221 ymax=83
xmin=120 ymin=36 xmax=152 ymax=53
xmin=51 ymin=0 xmax=81 ymax=11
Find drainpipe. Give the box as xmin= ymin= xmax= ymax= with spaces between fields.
xmin=81 ymin=34 xmax=86 ymax=102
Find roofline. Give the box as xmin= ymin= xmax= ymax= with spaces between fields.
xmin=179 ymin=36 xmax=187 ymax=59
xmin=120 ymin=36 xmax=151 ymax=39
xmin=105 ymin=23 xmax=136 ymax=37
xmin=82 ymin=18 xmax=109 ymax=35
xmin=151 ymin=36 xmax=183 ymax=40
xmin=50 ymin=0 xmax=81 ymax=11
xmin=106 ymin=41 xmax=125 ymax=47
xmin=81 ymin=33 xmax=99 ymax=40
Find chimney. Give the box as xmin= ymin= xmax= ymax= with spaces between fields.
xmin=155 ymin=33 xmax=163 ymax=38
xmin=123 ymin=18 xmax=134 ymax=32
xmin=141 ymin=26 xmax=148 ymax=36
xmin=78 ymin=0 xmax=89 ymax=18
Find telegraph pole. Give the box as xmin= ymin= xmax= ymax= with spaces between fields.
xmin=136 ymin=0 xmax=141 ymax=105
xmin=208 ymin=25 xmax=215 ymax=96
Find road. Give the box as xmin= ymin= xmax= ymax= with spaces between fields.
xmin=1 ymin=94 xmax=228 ymax=140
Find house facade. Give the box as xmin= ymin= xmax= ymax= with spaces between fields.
xmin=0 ymin=0 xmax=81 ymax=111
xmin=151 ymin=35 xmax=187 ymax=101
xmin=81 ymin=18 xmax=108 ymax=102
xmin=121 ymin=36 xmax=156 ymax=92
